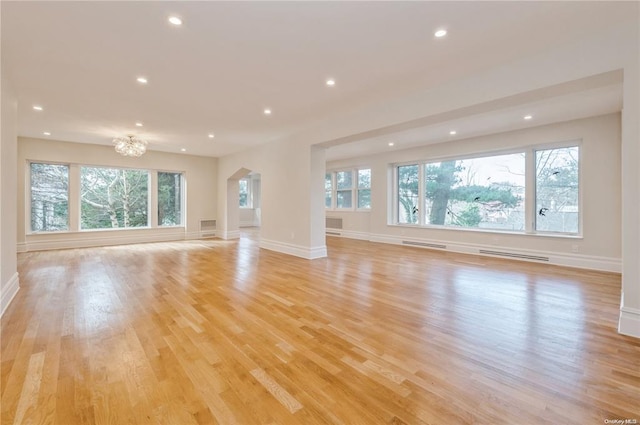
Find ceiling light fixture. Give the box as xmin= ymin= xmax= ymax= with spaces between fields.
xmin=326 ymin=79 xmax=336 ymax=86
xmin=43 ymin=132 xmax=51 ymax=136
xmin=137 ymin=77 xmax=148 ymax=84
xmin=434 ymin=29 xmax=447 ymax=38
xmin=264 ymin=108 xmax=272 ymax=115
xmin=524 ymin=115 xmax=533 ymax=120
xmin=135 ymin=122 xmax=143 ymax=127
xmin=180 ymin=148 xmax=186 ymax=152
xmin=113 ymin=135 xmax=148 ymax=157
xmin=33 ymin=105 xmax=43 ymax=111
xmin=208 ymin=133 xmax=215 ymax=138
xmin=168 ymin=16 xmax=182 ymax=26
xmin=388 ymin=142 xmax=395 ymax=147
xmin=449 ymin=130 xmax=457 ymax=135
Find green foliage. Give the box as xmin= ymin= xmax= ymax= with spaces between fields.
xmin=81 ymin=167 xmax=148 ymax=229
xmin=158 ymin=172 xmax=181 ymax=226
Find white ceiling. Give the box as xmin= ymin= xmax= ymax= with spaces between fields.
xmin=2 ymin=1 xmax=634 ymax=159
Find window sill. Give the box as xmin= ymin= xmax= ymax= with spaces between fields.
xmin=387 ymin=223 xmax=583 ymax=239
xmin=28 ymin=226 xmax=186 ymax=236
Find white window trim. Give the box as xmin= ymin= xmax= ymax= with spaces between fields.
xmin=391 ymin=140 xmax=582 ymax=236
xmin=326 ymin=168 xmax=372 ymax=211
xmin=27 ymin=160 xmax=186 ymax=234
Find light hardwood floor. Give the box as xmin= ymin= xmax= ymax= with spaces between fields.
xmin=2 ymin=233 xmax=639 ymax=424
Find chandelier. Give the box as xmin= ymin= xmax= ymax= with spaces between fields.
xmin=113 ymin=135 xmax=148 ymax=157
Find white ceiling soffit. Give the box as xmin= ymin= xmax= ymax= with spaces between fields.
xmin=325 ymin=71 xmax=623 ymax=161
xmin=2 ymin=2 xmax=634 ymax=158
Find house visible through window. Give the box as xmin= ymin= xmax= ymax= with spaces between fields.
xmin=393 ymin=144 xmax=579 ymax=235
xmin=535 ymin=146 xmax=579 ymax=234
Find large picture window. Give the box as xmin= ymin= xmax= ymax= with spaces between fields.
xmin=158 ymin=172 xmax=182 ymax=226
xmin=393 ymin=144 xmax=579 ymax=235
xmin=30 ymin=163 xmax=69 ymax=232
xmin=81 ymin=167 xmax=149 ymax=229
xmin=424 ymin=154 xmax=525 ymax=230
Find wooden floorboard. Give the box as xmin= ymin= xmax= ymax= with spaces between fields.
xmin=2 ymin=232 xmax=639 ymax=424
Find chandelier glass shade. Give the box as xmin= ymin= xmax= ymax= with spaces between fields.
xmin=113 ymin=135 xmax=148 ymax=157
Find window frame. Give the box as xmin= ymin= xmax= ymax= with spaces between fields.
xmin=28 ymin=161 xmax=70 ymax=234
xmin=391 ymin=141 xmax=582 ymax=237
xmin=27 ymin=161 xmax=186 ymax=234
xmin=325 ymin=167 xmax=372 ymax=211
xmin=157 ymin=171 xmax=185 ymax=227
xmin=239 ymin=177 xmax=252 ymax=209
xmin=79 ymin=165 xmax=151 ymax=231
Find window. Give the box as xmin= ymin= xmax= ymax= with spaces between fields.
xmin=239 ymin=179 xmax=250 ymax=208
xmin=30 ymin=163 xmax=69 ymax=232
xmin=336 ymin=170 xmax=353 ymax=209
xmin=397 ymin=164 xmax=419 ymax=224
xmin=393 ymin=145 xmax=579 ymax=235
xmin=158 ymin=172 xmax=182 ymax=226
xmin=325 ymin=173 xmax=333 ymax=208
xmin=535 ymin=146 xmax=579 ymax=233
xmin=81 ymin=167 xmax=149 ymax=229
xmin=326 ymin=168 xmax=371 ymax=210
xmin=424 ymin=154 xmax=525 ymax=230
xmin=357 ymin=169 xmax=371 ymax=209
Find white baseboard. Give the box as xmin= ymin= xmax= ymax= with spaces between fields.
xmin=326 ymin=229 xmax=370 ymax=241
xmin=1 ymin=272 xmax=20 ymax=318
xmin=220 ymin=230 xmax=240 ymax=240
xmin=260 ymin=238 xmax=327 ymax=260
xmin=327 ymin=231 xmax=621 ymax=273
xmin=19 ymin=231 xmax=188 ymax=252
xmin=619 ymin=307 xmax=640 ymax=338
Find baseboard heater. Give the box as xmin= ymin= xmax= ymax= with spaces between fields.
xmin=479 ymin=249 xmax=549 ymax=262
xmin=402 ymin=240 xmax=446 ymax=249
xmin=326 ymin=231 xmax=342 ymax=236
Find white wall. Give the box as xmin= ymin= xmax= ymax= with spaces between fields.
xmin=327 ymin=114 xmax=621 ymax=269
xmin=216 ymin=20 xmax=639 ymax=336
xmin=217 ymin=139 xmax=326 ymax=259
xmin=1 ymin=71 xmax=20 ymax=317
xmin=18 ymin=137 xmax=218 ymax=251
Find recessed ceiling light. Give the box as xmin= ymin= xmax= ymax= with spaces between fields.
xmin=449 ymin=130 xmax=457 ymax=135
xmin=180 ymin=148 xmax=186 ymax=152
xmin=33 ymin=105 xmax=43 ymax=111
xmin=388 ymin=142 xmax=395 ymax=147
xmin=43 ymin=132 xmax=51 ymax=136
xmin=135 ymin=122 xmax=143 ymax=127
xmin=208 ymin=133 xmax=215 ymax=139
xmin=326 ymin=79 xmax=336 ymax=87
xmin=168 ymin=16 xmax=182 ymax=26
xmin=524 ymin=115 xmax=533 ymax=120
xmin=137 ymin=77 xmax=148 ymax=84
xmin=264 ymin=108 xmax=272 ymax=115
xmin=434 ymin=29 xmax=447 ymax=38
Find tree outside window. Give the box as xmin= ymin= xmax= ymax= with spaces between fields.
xmin=535 ymin=146 xmax=579 ymax=233
xmin=30 ymin=163 xmax=69 ymax=232
xmin=357 ymin=169 xmax=371 ymax=209
xmin=81 ymin=167 xmax=149 ymax=229
xmin=158 ymin=172 xmax=182 ymax=226
xmin=336 ymin=171 xmax=353 ymax=208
